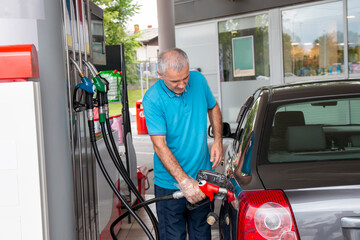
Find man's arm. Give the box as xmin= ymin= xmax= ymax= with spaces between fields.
xmin=208 ymin=103 xmax=223 ymax=169
xmin=150 ymin=135 xmax=206 ymax=203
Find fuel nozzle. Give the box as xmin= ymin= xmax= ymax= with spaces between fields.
xmin=82 ymin=60 xmax=110 ymax=123
xmin=198 ymin=180 xmax=235 ymax=203
xmin=70 ymin=57 xmax=95 ymax=92
xmin=70 ymin=57 xmax=96 ymax=115
xmin=82 ymin=59 xmax=109 ymax=93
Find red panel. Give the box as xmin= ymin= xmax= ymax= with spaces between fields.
xmin=136 ymin=100 xmax=148 ymax=134
xmin=0 ymin=44 xmax=39 ymax=80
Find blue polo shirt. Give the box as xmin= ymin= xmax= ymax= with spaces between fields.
xmin=143 ymin=71 xmax=216 ymax=189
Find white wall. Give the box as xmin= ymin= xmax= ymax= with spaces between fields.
xmin=137 ymin=45 xmax=159 ymax=62
xmin=175 ymin=20 xmax=271 ymax=122
xmin=0 ymin=82 xmax=48 ymax=240
xmin=175 ymin=22 xmax=221 ymax=104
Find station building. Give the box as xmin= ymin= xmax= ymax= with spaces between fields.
xmin=174 ymin=0 xmax=360 ymax=122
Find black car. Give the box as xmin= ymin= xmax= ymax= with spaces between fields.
xmin=218 ymin=80 xmax=360 ymax=240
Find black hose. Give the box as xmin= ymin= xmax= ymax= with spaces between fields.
xmin=103 ymin=93 xmax=159 ymax=236
xmin=110 ymin=194 xmax=174 ymax=239
xmin=106 ymin=118 xmax=157 ymax=206
xmin=98 ymin=78 xmax=158 ymax=238
xmin=100 ymin=121 xmax=159 ymax=238
xmin=88 ymin=120 xmax=154 ymax=240
xmin=105 ymin=120 xmax=129 ymax=176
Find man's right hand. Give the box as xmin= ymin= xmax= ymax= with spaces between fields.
xmin=178 ymin=178 xmax=206 ymax=204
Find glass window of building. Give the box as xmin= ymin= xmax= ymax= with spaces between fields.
xmin=218 ymin=14 xmax=270 ymax=82
xmin=282 ymin=1 xmax=344 ymax=82
xmin=348 ymin=0 xmax=360 ymax=77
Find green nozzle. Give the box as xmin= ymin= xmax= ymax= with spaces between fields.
xmin=92 ymin=76 xmax=106 ymax=92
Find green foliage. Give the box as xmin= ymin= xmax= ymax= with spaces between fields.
xmin=92 ymin=0 xmax=142 ymax=84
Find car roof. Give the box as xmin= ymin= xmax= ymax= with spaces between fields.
xmin=261 ymin=80 xmax=360 ymax=103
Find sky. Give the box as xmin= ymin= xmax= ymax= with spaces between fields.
xmin=126 ymin=0 xmax=158 ymax=31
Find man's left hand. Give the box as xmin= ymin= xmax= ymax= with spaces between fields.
xmin=210 ymin=140 xmax=223 ymax=169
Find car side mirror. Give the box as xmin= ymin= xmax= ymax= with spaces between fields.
xmin=208 ymin=122 xmax=233 ymax=138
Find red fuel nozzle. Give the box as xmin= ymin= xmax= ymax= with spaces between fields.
xmin=198 ymin=180 xmax=219 ymax=201
xmin=198 ymin=180 xmax=235 ymax=203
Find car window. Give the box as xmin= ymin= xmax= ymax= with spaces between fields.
xmin=232 ymin=98 xmax=260 ymax=175
xmin=268 ymin=97 xmax=360 ymax=163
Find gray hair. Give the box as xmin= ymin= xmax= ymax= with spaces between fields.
xmin=158 ymin=48 xmax=189 ymax=76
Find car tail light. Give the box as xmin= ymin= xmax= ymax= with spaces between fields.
xmin=237 ymin=190 xmax=300 ymax=240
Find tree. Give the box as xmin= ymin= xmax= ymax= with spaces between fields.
xmin=92 ymin=0 xmax=142 ymax=83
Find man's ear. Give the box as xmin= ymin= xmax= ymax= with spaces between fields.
xmin=157 ymin=70 xmax=164 ymax=79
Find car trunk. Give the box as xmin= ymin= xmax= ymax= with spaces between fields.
xmin=257 ymin=161 xmax=360 ymax=240
xmin=284 ymin=185 xmax=360 ymax=240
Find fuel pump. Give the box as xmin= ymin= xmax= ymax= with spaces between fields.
xmin=82 ymin=60 xmax=161 ymax=238
xmin=71 ymin=58 xmax=156 ymax=240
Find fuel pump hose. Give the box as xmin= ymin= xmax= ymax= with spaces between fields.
xmin=71 ymin=59 xmax=156 ymax=240
xmin=88 ymin=119 xmax=155 ymax=240
xmin=110 ymin=191 xmax=184 ymax=239
xmin=97 ymin=89 xmax=160 ymax=239
xmin=83 ymin=60 xmax=159 ymax=239
xmin=100 ymin=118 xmax=160 ymax=238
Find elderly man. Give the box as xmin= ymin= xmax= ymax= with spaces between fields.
xmin=143 ymin=48 xmax=223 ymax=239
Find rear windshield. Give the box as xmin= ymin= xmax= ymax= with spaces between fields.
xmin=268 ymin=97 xmax=360 ymax=163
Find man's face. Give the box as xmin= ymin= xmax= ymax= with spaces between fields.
xmin=158 ymin=65 xmax=190 ymax=95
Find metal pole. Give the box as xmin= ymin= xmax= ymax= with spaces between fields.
xmin=140 ymin=63 xmax=144 ymax=99
xmin=157 ymin=0 xmax=175 ymax=52
xmin=80 ymin=0 xmax=96 ymax=239
xmin=60 ymin=0 xmax=78 ymax=239
xmin=69 ymin=0 xmax=84 ymax=239
xmin=74 ymin=0 xmax=87 ymax=238
xmin=83 ymin=0 xmax=100 ymax=238
xmin=343 ymin=0 xmax=349 ymax=79
xmin=146 ymin=62 xmax=149 ymax=90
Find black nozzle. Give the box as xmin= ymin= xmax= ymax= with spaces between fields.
xmin=86 ymin=93 xmax=94 ymax=110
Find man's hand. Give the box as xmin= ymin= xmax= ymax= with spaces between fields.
xmin=210 ymin=140 xmax=223 ymax=169
xmin=178 ymin=178 xmax=206 ymax=204
xmin=151 ymin=135 xmax=205 ymax=203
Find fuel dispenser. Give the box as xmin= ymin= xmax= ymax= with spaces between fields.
xmin=70 ymin=57 xmax=158 ymax=239
xmin=59 ymin=1 xmax=238 ymax=239
xmin=0 ymin=44 xmax=49 ymax=239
